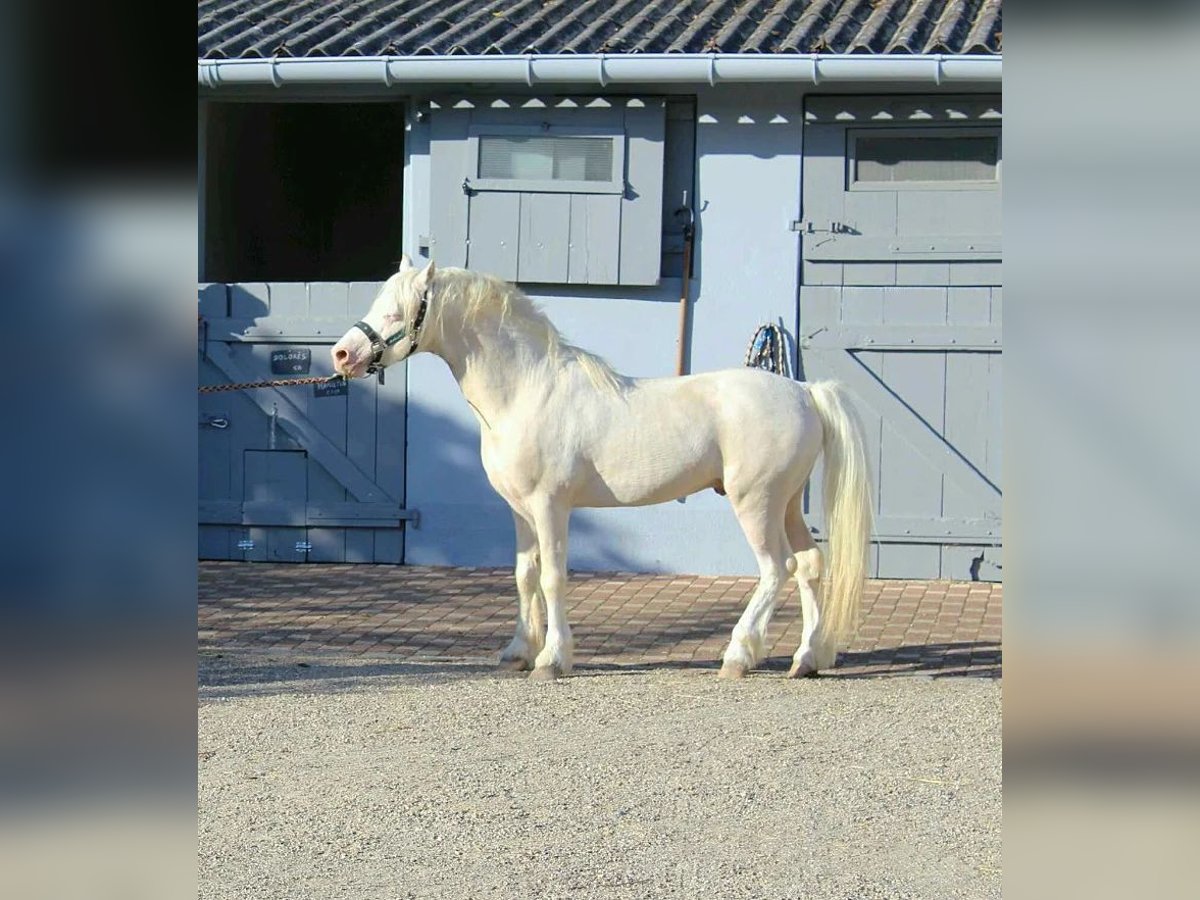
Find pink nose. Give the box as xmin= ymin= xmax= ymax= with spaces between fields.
xmin=334 ymin=348 xmax=350 ymax=364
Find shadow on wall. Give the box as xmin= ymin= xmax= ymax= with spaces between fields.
xmin=694 ymin=105 xmax=805 ymax=160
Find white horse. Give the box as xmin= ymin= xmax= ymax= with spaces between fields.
xmin=333 ymin=258 xmax=872 ymax=681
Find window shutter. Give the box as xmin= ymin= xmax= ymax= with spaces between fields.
xmin=428 ymin=97 xmax=665 ymax=286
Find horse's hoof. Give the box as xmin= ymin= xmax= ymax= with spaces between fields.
xmin=718 ymin=661 xmax=748 ymax=679
xmin=787 ymin=661 xmax=820 ymax=679
xmin=498 ymin=656 xmax=530 ymax=672
xmin=528 ymin=664 xmax=562 ymax=682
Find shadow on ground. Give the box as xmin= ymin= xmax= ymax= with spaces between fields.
xmin=565 ymin=641 xmax=1002 ymax=680
xmin=199 ymin=639 xmax=1001 ymax=701
xmin=199 ymin=652 xmax=506 ymax=698
xmin=829 ymin=640 xmax=1002 ymax=678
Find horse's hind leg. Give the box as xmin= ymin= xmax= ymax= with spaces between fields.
xmin=784 ymin=494 xmax=829 ymax=677
xmin=499 ymin=511 xmax=545 ymax=671
xmin=720 ymin=491 xmax=793 ymax=679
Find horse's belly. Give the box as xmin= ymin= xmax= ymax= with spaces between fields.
xmin=575 ymin=470 xmax=716 ymax=507
xmin=574 ymin=436 xmax=720 ymax=507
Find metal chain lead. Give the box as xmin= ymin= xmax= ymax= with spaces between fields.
xmin=198 ymin=375 xmax=346 ymax=394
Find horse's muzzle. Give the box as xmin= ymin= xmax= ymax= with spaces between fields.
xmin=331 ymin=334 xmax=370 ymax=379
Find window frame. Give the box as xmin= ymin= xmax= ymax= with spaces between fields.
xmin=465 ymin=124 xmax=626 ymax=195
xmin=845 ymin=126 xmax=1002 ymax=193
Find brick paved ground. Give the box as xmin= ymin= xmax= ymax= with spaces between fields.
xmin=199 ymin=562 xmax=1001 ymax=677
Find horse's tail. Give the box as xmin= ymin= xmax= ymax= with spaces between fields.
xmin=806 ymin=381 xmax=873 ymax=652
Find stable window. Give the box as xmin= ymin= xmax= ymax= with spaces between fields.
xmin=202 ymin=102 xmax=405 ymax=283
xmin=848 ymin=128 xmax=1000 ymax=191
xmin=471 ymin=131 xmax=623 ymax=193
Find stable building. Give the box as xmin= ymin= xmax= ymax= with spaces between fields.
xmin=198 ymin=0 xmax=1002 ymax=580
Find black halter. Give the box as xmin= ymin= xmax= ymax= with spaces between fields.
xmin=352 ymin=289 xmax=429 ymax=375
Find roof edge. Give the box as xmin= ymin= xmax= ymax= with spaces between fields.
xmin=198 ymin=53 xmax=1002 ymax=89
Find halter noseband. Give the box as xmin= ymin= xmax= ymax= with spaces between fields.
xmin=352 ymin=289 xmax=430 ymax=375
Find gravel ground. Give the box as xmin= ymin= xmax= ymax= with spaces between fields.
xmin=199 ymin=652 xmax=1001 ymax=899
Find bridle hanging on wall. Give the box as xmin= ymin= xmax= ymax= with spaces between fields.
xmin=744 ymin=323 xmax=789 ymax=378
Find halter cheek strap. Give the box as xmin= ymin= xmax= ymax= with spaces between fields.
xmin=352 ymin=289 xmax=430 ymax=375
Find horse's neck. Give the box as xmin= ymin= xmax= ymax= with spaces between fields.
xmin=436 ymin=314 xmax=554 ymax=426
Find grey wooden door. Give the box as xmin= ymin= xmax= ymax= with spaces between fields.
xmin=198 ymin=282 xmax=413 ymax=563
xmin=798 ymin=96 xmax=1002 ymax=581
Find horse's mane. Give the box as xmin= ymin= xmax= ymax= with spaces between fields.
xmin=433 ymin=268 xmax=629 ymax=396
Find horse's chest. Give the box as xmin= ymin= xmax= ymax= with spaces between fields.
xmin=479 ymin=429 xmax=547 ymax=499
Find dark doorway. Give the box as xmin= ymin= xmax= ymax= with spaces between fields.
xmin=203 ymin=102 xmax=405 ymax=282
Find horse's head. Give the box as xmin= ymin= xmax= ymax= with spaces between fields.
xmin=332 ymin=255 xmax=434 ymax=379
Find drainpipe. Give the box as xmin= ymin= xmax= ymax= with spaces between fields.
xmin=198 ymin=54 xmax=1000 ymax=89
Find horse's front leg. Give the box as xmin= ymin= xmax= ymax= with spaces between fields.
xmin=499 ymin=511 xmax=545 ymax=671
xmin=528 ymin=499 xmax=573 ymax=681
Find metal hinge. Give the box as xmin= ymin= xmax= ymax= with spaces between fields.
xmin=792 ymin=220 xmax=853 ymax=234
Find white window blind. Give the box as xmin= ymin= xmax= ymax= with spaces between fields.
xmin=478 ymin=135 xmax=615 ymax=183
xmin=855 ymin=134 xmax=999 ymax=183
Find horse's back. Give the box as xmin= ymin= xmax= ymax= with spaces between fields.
xmin=672 ymin=367 xmax=820 ymax=438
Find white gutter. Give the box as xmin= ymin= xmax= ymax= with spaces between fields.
xmin=197 ymin=53 xmax=1000 ymax=89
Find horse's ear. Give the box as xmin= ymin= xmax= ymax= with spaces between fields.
xmin=398 ymin=254 xmax=414 ymax=273
xmin=414 ymin=259 xmax=436 ymax=292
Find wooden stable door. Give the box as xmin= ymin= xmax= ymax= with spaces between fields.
xmin=798 ymin=95 xmax=1002 ymax=581
xmin=199 ymin=281 xmax=414 ymax=563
